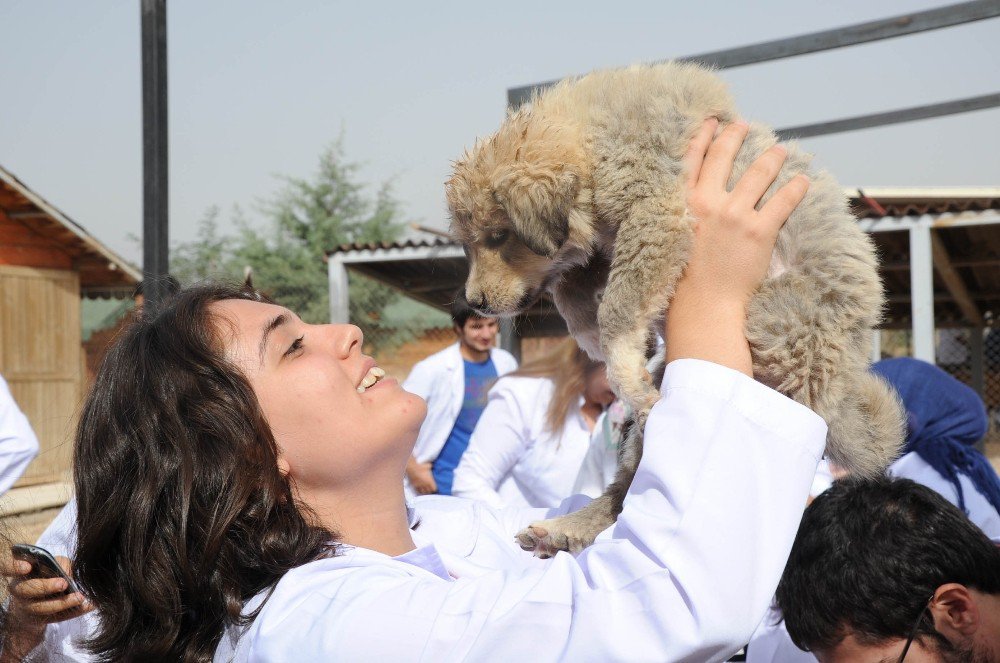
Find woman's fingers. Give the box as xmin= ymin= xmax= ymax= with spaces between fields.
xmin=731 ymin=145 xmax=788 ymax=209
xmin=698 ymin=121 xmax=749 ymax=190
xmin=21 ymin=591 xmax=85 ymax=618
xmin=682 ymin=118 xmax=719 ymax=189
xmin=759 ymin=175 xmax=810 ymax=233
xmin=11 ymin=575 xmax=69 ymax=599
xmin=1 ymin=558 xmax=32 ymax=577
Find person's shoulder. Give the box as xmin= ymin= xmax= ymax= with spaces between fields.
xmin=493 ymin=374 xmax=552 ymax=395
xmin=407 ymin=343 xmax=460 ymax=377
xmin=489 ymin=347 xmax=518 ymax=371
xmin=416 ymin=343 xmax=460 ymax=367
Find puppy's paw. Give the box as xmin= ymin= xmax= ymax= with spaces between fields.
xmin=515 ymin=524 xmax=564 ymax=559
xmin=514 ymin=517 xmax=599 ymax=559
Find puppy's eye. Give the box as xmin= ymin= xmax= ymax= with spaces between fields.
xmin=486 ymin=229 xmax=509 ymax=248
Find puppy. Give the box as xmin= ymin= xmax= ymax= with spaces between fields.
xmin=446 ymin=61 xmax=904 ymax=557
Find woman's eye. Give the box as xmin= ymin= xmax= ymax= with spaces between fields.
xmin=486 ymin=229 xmax=509 ymax=248
xmin=284 ymin=336 xmax=304 ymax=357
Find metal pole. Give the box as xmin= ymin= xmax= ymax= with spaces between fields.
xmin=870 ymin=329 xmax=882 ymax=364
xmin=776 ymin=93 xmax=1000 ymax=140
xmin=499 ymin=317 xmax=521 ymax=363
xmin=507 ymin=0 xmax=1000 ymax=107
xmin=141 ymin=0 xmax=169 ymax=310
xmin=328 ymin=255 xmax=350 ymax=323
xmin=970 ymin=328 xmax=985 ymax=397
xmin=909 ymin=225 xmax=936 ymax=363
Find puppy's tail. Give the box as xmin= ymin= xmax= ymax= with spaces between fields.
xmin=824 ymin=371 xmax=906 ymax=478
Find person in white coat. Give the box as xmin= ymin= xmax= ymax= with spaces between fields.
xmin=0 ymin=372 xmax=40 ymax=495
xmin=4 ymin=118 xmax=820 ymax=662
xmin=452 ymin=338 xmax=615 ymax=507
xmin=402 ymin=297 xmax=517 ymax=497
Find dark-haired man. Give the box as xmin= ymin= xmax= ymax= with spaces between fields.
xmin=402 ymin=296 xmax=516 ymax=497
xmin=776 ymin=477 xmax=1000 ymax=663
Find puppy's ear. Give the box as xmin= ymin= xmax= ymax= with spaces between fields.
xmin=491 ymin=162 xmax=579 ymax=257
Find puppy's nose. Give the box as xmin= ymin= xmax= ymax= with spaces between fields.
xmin=468 ymin=294 xmax=490 ymax=313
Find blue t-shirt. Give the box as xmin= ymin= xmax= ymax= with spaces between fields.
xmin=432 ymin=357 xmax=499 ymax=495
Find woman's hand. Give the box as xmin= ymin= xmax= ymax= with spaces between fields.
xmin=406 ymin=457 xmax=438 ymax=495
xmin=667 ymin=118 xmax=809 ymax=376
xmin=1 ymin=554 xmax=93 ymax=661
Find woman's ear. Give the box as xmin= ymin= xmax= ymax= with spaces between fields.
xmin=929 ymin=583 xmax=980 ymax=641
xmin=277 ymin=454 xmax=292 ymax=478
xmin=490 ymin=162 xmax=579 ymax=257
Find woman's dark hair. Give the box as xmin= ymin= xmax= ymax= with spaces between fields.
xmin=775 ymin=476 xmax=1000 ymax=653
xmin=73 ymin=283 xmax=337 ymax=662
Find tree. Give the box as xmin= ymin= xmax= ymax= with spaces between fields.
xmin=171 ymin=139 xmax=411 ymax=352
xmin=170 ymin=205 xmax=231 ymax=285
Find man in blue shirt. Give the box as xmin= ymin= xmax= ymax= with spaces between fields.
xmin=403 ymin=297 xmax=518 ymax=496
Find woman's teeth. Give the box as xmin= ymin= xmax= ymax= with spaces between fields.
xmin=357 ymin=366 xmax=386 ymax=393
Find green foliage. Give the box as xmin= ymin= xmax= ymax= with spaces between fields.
xmin=170 ymin=138 xmax=411 ymax=353
xmin=170 ymin=205 xmax=230 ymax=285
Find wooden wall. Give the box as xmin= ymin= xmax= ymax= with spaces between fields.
xmin=0 ymin=264 xmax=81 ymax=487
xmin=0 ymin=209 xmax=73 ymax=270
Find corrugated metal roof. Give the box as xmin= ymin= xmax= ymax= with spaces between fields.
xmin=848 ymin=187 xmax=1000 ymax=219
xmin=329 ymin=237 xmax=457 ymax=255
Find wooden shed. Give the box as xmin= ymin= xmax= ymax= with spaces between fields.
xmin=0 ymin=164 xmax=140 ymax=493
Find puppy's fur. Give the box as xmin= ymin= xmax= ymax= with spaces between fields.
xmin=447 ymin=62 xmax=904 ymax=557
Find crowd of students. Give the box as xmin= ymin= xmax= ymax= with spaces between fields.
xmin=2 ymin=119 xmax=1000 ymax=661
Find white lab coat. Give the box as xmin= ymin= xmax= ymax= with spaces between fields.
xmin=224 ymin=359 xmax=825 ymax=661
xmin=0 ymin=373 xmax=40 ymax=494
xmin=452 ymin=376 xmax=594 ymax=508
xmin=32 ymin=360 xmax=826 ymax=662
xmin=403 ymin=344 xmax=517 ymax=482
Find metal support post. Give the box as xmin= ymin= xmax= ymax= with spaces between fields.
xmin=909 ymin=225 xmax=936 ymax=363
xmin=141 ymin=0 xmax=169 ymax=310
xmin=328 ymin=255 xmax=350 ymax=323
xmin=499 ymin=317 xmax=521 ymax=363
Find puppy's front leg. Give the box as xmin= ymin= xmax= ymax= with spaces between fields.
xmin=599 ymin=191 xmax=692 ymax=414
xmin=515 ymin=414 xmax=642 ymax=557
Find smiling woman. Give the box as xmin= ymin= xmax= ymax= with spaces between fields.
xmin=5 ymin=123 xmax=828 ymax=662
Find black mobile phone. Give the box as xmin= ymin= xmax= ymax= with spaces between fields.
xmin=10 ymin=544 xmax=80 ymax=595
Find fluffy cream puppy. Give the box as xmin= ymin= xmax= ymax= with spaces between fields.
xmin=446 ymin=61 xmax=904 ymax=556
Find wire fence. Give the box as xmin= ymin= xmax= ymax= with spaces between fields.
xmin=880 ymin=328 xmax=1000 ymax=452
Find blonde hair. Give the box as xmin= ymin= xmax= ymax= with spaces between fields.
xmin=509 ymin=338 xmax=603 ymax=435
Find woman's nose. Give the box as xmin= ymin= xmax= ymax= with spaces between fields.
xmin=327 ymin=324 xmax=363 ymax=358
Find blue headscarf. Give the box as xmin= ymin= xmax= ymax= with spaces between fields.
xmin=872 ymin=357 xmax=1000 ymax=517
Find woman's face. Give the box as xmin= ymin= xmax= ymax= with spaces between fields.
xmin=211 ymin=299 xmax=426 ymax=493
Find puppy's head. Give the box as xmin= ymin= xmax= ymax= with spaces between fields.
xmin=447 ymin=113 xmax=586 ymax=316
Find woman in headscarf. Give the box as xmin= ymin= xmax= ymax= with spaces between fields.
xmin=873 ymin=356 xmax=1000 ymax=540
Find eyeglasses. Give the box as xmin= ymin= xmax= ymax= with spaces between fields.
xmin=896 ymin=594 xmax=935 ymax=663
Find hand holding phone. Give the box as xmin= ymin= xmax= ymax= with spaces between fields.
xmin=3 ymin=544 xmax=91 ymax=628
xmin=11 ymin=544 xmax=81 ymax=594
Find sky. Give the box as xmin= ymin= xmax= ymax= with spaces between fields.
xmin=1 ymin=1 xmax=998 ymax=266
